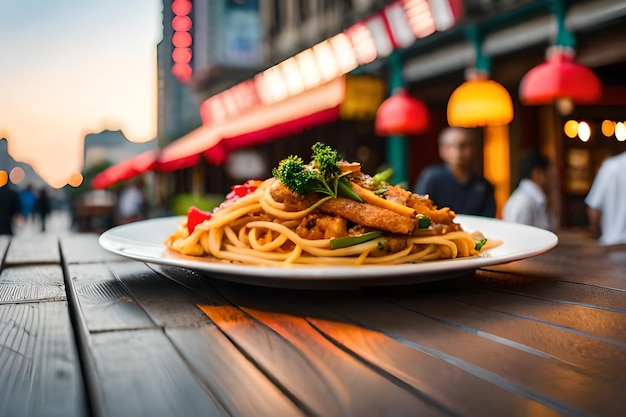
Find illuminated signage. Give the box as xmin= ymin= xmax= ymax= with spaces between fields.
xmin=199 ymin=0 xmax=462 ymax=124
xmin=171 ymin=0 xmax=193 ymax=82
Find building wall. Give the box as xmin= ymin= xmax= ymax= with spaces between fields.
xmin=157 ymin=0 xmax=394 ymax=199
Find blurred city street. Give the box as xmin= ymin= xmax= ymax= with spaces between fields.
xmin=13 ymin=209 xmax=74 ymax=237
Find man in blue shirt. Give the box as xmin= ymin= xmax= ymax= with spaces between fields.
xmin=414 ymin=127 xmax=495 ymax=217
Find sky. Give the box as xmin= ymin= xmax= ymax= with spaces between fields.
xmin=0 ymin=0 xmax=162 ymax=188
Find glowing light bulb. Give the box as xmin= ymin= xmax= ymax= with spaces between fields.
xmin=578 ymin=121 xmax=591 ymax=142
xmin=563 ymin=120 xmax=578 ymax=138
xmin=601 ymin=120 xmax=616 ymax=137
xmin=68 ymin=173 xmax=83 ymax=187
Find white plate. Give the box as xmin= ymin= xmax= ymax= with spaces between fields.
xmin=99 ymin=215 xmax=558 ymax=289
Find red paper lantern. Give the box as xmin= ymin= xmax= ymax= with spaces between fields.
xmin=375 ymin=88 xmax=429 ymax=136
xmin=520 ymin=46 xmax=602 ymax=106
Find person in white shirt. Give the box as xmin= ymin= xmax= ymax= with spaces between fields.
xmin=503 ymin=150 xmax=556 ymax=230
xmin=585 ymin=150 xmax=626 ymax=245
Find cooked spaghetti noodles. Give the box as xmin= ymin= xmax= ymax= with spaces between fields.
xmin=165 ymin=149 xmax=499 ymax=267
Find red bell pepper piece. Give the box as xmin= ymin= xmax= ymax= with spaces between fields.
xmin=186 ymin=180 xmax=262 ymax=234
xmin=186 ymin=206 xmax=212 ymax=234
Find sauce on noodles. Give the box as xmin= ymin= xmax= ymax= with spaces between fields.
xmin=165 ymin=145 xmax=498 ymax=267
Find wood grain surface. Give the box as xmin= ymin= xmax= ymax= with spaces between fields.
xmin=0 ymin=301 xmax=86 ymax=417
xmin=4 ymin=235 xmax=61 ymax=265
xmin=1 ymin=229 xmax=625 ymax=417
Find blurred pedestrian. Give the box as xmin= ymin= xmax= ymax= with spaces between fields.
xmin=19 ymin=184 xmax=37 ymax=222
xmin=413 ymin=126 xmax=495 ymax=217
xmin=116 ymin=178 xmax=145 ymax=224
xmin=0 ymin=184 xmax=21 ymax=235
xmin=35 ymin=187 xmax=51 ymax=232
xmin=503 ymin=149 xmax=556 ymax=230
xmin=585 ymin=150 xmax=626 ymax=245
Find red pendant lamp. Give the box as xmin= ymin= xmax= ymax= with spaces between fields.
xmin=447 ymin=69 xmax=514 ymax=128
xmin=519 ymin=0 xmax=602 ymax=113
xmin=375 ymin=88 xmax=429 ymax=136
xmin=519 ymin=45 xmax=602 ymax=109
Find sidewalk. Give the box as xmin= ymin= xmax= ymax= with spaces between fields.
xmin=14 ymin=210 xmax=75 ymax=237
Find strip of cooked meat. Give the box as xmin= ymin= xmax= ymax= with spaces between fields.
xmin=320 ymin=197 xmax=416 ymax=234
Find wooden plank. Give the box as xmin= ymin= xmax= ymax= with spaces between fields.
xmin=210 ymin=282 xmax=587 ymax=417
xmin=482 ymin=242 xmax=626 ymax=291
xmin=450 ymin=288 xmax=626 ymax=343
xmin=107 ymin=262 xmax=213 ymax=328
xmin=157 ymin=266 xmax=451 ymax=417
xmin=331 ymin=295 xmax=626 ymax=417
xmin=167 ymin=326 xmax=306 ymax=417
xmin=393 ymin=293 xmax=626 ymax=385
xmin=151 ymin=265 xmax=355 ymax=417
xmin=0 ymin=302 xmax=87 ymax=417
xmin=238 ymin=305 xmax=451 ymax=416
xmin=474 ymin=269 xmax=626 ymax=314
xmin=0 ymin=265 xmax=66 ymax=304
xmin=89 ymin=329 xmax=227 ymax=417
xmin=61 ymin=235 xmax=129 ymax=265
xmin=4 ymin=235 xmax=61 ymax=265
xmin=67 ymin=263 xmax=154 ymax=332
xmin=307 ymin=317 xmax=565 ymax=417
xmin=210 ymin=278 xmax=626 ymax=416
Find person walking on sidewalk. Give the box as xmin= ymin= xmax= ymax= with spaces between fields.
xmin=35 ymin=187 xmax=51 ymax=232
xmin=0 ymin=184 xmax=21 ymax=235
xmin=19 ymin=184 xmax=37 ymax=223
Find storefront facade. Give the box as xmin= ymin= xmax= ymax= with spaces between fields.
xmin=142 ymin=0 xmax=626 ymax=224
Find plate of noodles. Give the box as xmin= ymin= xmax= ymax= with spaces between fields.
xmin=99 ymin=214 xmax=557 ymax=288
xmin=99 ymin=143 xmax=558 ymax=288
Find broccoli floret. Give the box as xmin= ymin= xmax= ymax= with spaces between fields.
xmin=311 ymin=142 xmax=341 ymax=177
xmin=272 ymin=155 xmax=316 ymax=195
xmin=272 ymin=142 xmax=364 ymax=202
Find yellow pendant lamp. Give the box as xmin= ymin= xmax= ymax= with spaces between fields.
xmin=448 ymin=69 xmax=514 ymax=128
xmin=447 ymin=25 xmax=514 ymax=128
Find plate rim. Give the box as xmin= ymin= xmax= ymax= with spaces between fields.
xmin=98 ymin=214 xmax=558 ymax=284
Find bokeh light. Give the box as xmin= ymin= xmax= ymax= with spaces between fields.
xmin=68 ymin=172 xmax=84 ymax=187
xmin=0 ymin=171 xmax=8 ymax=187
xmin=9 ymin=166 xmax=25 ymax=184
xmin=601 ymin=120 xmax=616 ymax=137
xmin=556 ymin=97 xmax=574 ymax=115
xmin=563 ymin=120 xmax=578 ymax=138
xmin=616 ymin=122 xmax=626 ymax=142
xmin=578 ymin=121 xmax=591 ymax=142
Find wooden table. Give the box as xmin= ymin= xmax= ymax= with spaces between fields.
xmin=1 ymin=228 xmax=625 ymax=417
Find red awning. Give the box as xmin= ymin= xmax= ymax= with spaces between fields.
xmin=157 ymin=76 xmax=346 ymax=168
xmin=156 ymin=152 xmax=201 ymax=172
xmin=204 ymin=105 xmax=340 ymax=164
xmin=91 ymin=149 xmax=158 ymax=189
xmin=156 ymin=124 xmax=221 ymax=172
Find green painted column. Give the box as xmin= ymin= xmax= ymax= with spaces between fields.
xmin=385 ymin=51 xmax=409 ymax=188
